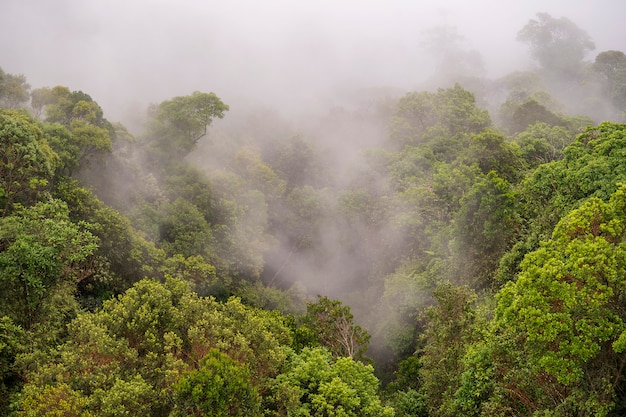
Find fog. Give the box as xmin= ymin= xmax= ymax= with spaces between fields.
xmin=2 ymin=0 xmax=625 ymax=125
xmin=2 ymin=0 xmax=626 ymax=355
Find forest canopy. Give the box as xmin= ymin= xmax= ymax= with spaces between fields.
xmin=1 ymin=9 xmax=626 ymax=417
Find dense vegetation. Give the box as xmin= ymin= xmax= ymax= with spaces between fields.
xmin=2 ymin=13 xmax=626 ymax=416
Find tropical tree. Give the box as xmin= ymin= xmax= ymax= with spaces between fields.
xmin=0 ymin=67 xmax=30 ymax=109
xmin=483 ymin=184 xmax=626 ymax=416
xmin=146 ymin=91 xmax=229 ymax=161
xmin=272 ymin=347 xmax=394 ymax=417
xmin=0 ymin=109 xmax=56 ymax=217
xmin=517 ymin=12 xmax=595 ymax=77
xmin=299 ymin=296 xmax=371 ymax=361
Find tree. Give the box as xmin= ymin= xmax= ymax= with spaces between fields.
xmin=0 ymin=200 xmax=98 ymax=330
xmin=300 ymin=296 xmax=370 ymax=360
xmin=514 ymin=122 xmax=573 ymax=167
xmin=464 ymin=129 xmax=523 ymax=182
xmin=0 ymin=109 xmax=56 ymax=217
xmin=418 ymin=283 xmax=477 ymax=417
xmin=593 ymin=50 xmax=626 ymax=114
xmin=0 ymin=67 xmax=30 ymax=109
xmin=147 ymin=91 xmax=229 ymax=160
xmin=390 ymin=84 xmax=491 ymax=147
xmin=35 ymin=86 xmax=114 ymax=173
xmin=517 ymin=13 xmax=595 ymax=77
xmin=15 ymin=278 xmax=293 ymax=416
xmin=500 ymin=96 xmax=567 ymax=134
xmin=421 ymin=25 xmax=485 ymax=81
xmin=452 ymin=171 xmax=519 ymax=288
xmin=486 ymin=184 xmax=626 ymax=415
xmin=172 ymin=349 xmax=261 ymax=417
xmin=0 ymin=316 xmax=24 ymax=415
xmin=273 ymin=347 xmax=394 ymax=417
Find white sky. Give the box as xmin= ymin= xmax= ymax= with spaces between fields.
xmin=1 ymin=0 xmax=625 ymax=122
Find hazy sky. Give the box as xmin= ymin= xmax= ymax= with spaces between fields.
xmin=1 ymin=0 xmax=625 ymax=123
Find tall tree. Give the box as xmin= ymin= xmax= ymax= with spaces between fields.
xmin=517 ymin=13 xmax=595 ymax=77
xmin=0 ymin=67 xmax=30 ymax=109
xmin=146 ymin=91 xmax=229 ymax=161
xmin=485 ymin=184 xmax=626 ymax=416
xmin=0 ymin=109 xmax=56 ymax=217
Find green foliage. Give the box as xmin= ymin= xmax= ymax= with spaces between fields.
xmin=157 ymin=198 xmax=215 ymax=258
xmin=486 ymin=185 xmax=626 ymax=415
xmin=500 ymin=97 xmax=567 ymax=134
xmin=273 ymin=347 xmax=393 ymax=417
xmin=39 ymin=86 xmax=113 ymax=172
xmin=517 ymin=12 xmax=595 ymax=76
xmin=0 ymin=67 xmax=30 ymax=109
xmin=53 ymin=179 xmax=166 ymax=299
xmin=0 ymin=200 xmax=98 ymax=329
xmin=147 ymin=91 xmax=228 ymax=161
xmin=17 ymin=383 xmax=95 ymax=417
xmin=0 ymin=316 xmax=24 ymax=415
xmin=173 ymin=349 xmax=261 ymax=417
xmin=452 ymin=171 xmax=519 ymax=287
xmin=16 ymin=278 xmax=293 ymax=416
xmin=300 ymin=296 xmax=371 ymax=360
xmin=390 ymin=84 xmax=491 ymax=147
xmin=464 ymin=129 xmax=523 ymax=182
xmin=418 ymin=283 xmax=477 ymax=416
xmin=514 ymin=122 xmax=573 ymax=167
xmin=0 ymin=109 xmax=56 ymax=216
xmin=593 ymin=50 xmax=626 ymax=114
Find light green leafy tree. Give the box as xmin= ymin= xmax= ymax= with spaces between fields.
xmin=273 ymin=347 xmax=394 ymax=417
xmin=485 ymin=184 xmax=626 ymax=415
xmin=15 ymin=278 xmax=292 ymax=416
xmin=0 ymin=109 xmax=57 ymax=217
xmin=172 ymin=348 xmax=261 ymax=417
xmin=0 ymin=199 xmax=98 ymax=330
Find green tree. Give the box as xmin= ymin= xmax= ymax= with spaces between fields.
xmin=452 ymin=171 xmax=519 ymax=288
xmin=514 ymin=122 xmax=573 ymax=167
xmin=17 ymin=383 xmax=95 ymax=417
xmin=517 ymin=13 xmax=595 ymax=77
xmin=487 ymin=185 xmax=626 ymax=415
xmin=418 ymin=283 xmax=477 ymax=417
xmin=0 ymin=316 xmax=24 ymax=415
xmin=273 ymin=347 xmax=394 ymax=417
xmin=147 ymin=91 xmax=228 ymax=161
xmin=15 ymin=278 xmax=292 ymax=416
xmin=0 ymin=109 xmax=56 ymax=217
xmin=0 ymin=200 xmax=98 ymax=329
xmin=39 ymin=86 xmax=114 ymax=173
xmin=299 ymin=296 xmax=371 ymax=361
xmin=0 ymin=67 xmax=30 ymax=109
xmin=390 ymin=84 xmax=491 ymax=147
xmin=464 ymin=129 xmax=523 ymax=182
xmin=593 ymin=50 xmax=626 ymax=115
xmin=173 ymin=349 xmax=261 ymax=417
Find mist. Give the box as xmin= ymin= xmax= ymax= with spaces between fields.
xmin=2 ymin=0 xmax=625 ymax=125
xmin=3 ymin=0 xmax=626 ymax=362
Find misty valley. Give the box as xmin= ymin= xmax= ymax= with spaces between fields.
xmin=3 ymin=8 xmax=626 ymax=417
